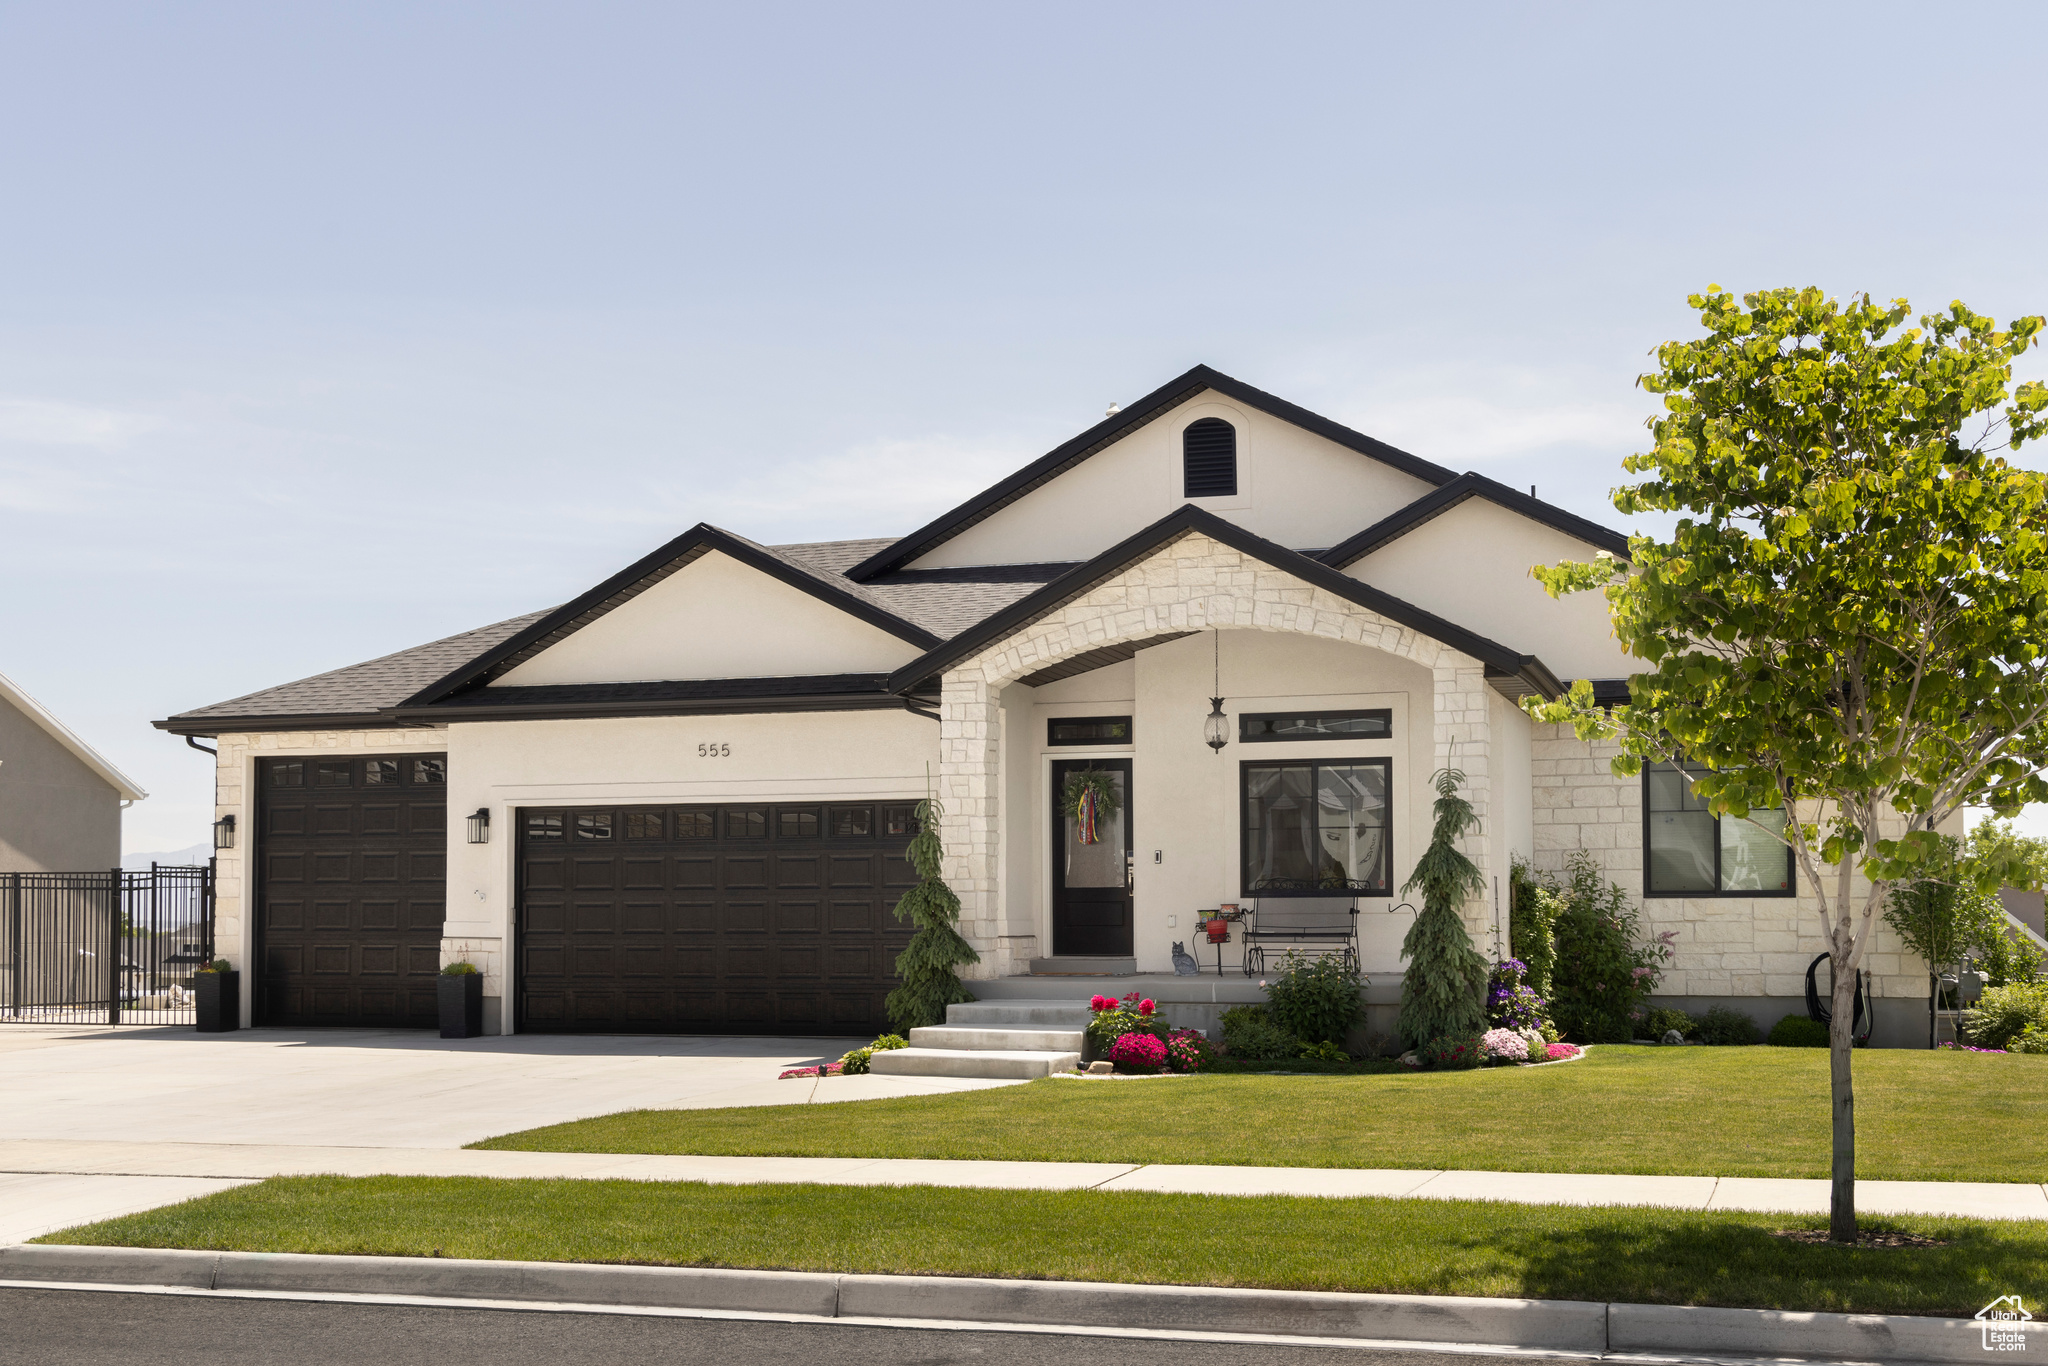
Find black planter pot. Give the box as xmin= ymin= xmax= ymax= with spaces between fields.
xmin=195 ymin=971 xmax=239 ymax=1033
xmin=439 ymin=973 xmax=484 ymax=1039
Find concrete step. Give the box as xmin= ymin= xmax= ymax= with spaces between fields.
xmin=909 ymin=1025 xmax=1086 ymax=1052
xmin=1029 ymin=956 xmax=1136 ymax=975
xmin=868 ymin=1047 xmax=1081 ymax=1080
xmin=947 ymin=999 xmax=1094 ymax=1028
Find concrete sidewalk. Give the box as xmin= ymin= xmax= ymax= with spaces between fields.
xmin=6 ymin=1139 xmax=2045 ymax=1242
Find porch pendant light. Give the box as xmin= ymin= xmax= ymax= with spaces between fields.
xmin=1204 ymin=630 xmax=1229 ymax=753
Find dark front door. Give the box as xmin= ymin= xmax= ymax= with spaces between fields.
xmin=1051 ymin=759 xmax=1132 ymax=957
xmin=255 ymin=754 xmax=447 ymax=1028
xmin=515 ymin=801 xmax=918 ymax=1034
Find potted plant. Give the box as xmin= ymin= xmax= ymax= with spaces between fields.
xmin=439 ymin=961 xmax=484 ymax=1039
xmin=194 ymin=959 xmax=238 ymax=1034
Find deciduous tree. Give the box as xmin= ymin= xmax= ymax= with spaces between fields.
xmin=1528 ymin=286 xmax=2048 ymax=1241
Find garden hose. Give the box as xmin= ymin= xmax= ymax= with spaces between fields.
xmin=1804 ymin=953 xmax=1873 ymax=1045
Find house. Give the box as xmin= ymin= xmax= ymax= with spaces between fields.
xmin=1 ymin=670 xmax=147 ymax=873
xmin=158 ymin=365 xmax=1932 ymax=1046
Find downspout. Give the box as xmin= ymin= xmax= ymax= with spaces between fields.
xmin=185 ymin=736 xmax=218 ymax=757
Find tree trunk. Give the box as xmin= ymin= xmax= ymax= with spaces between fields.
xmin=1828 ymin=946 xmax=1858 ymax=1242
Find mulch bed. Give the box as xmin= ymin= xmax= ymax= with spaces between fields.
xmin=1771 ymin=1228 xmax=1951 ymax=1249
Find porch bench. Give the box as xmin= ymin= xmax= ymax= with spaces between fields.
xmin=1239 ymin=895 xmax=1359 ymax=976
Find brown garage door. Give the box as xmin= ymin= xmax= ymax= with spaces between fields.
xmin=255 ymin=754 xmax=447 ymax=1027
xmin=516 ymin=802 xmax=918 ymax=1035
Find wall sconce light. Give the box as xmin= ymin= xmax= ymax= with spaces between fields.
xmin=1203 ymin=630 xmax=1229 ymax=753
xmin=212 ymin=813 xmax=236 ymax=850
xmin=467 ymin=808 xmax=491 ymax=845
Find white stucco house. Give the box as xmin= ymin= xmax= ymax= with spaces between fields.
xmin=160 ymin=365 xmax=1936 ymax=1046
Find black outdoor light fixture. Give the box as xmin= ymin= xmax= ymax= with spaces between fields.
xmin=1204 ymin=629 xmax=1229 ymax=753
xmin=467 ymin=808 xmax=491 ymax=845
xmin=212 ymin=813 xmax=236 ymax=850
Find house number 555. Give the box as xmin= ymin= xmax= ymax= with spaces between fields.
xmin=698 ymin=743 xmax=730 ymax=757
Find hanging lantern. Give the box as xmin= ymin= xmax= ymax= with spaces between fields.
xmin=1203 ymin=629 xmax=1228 ymax=753
xmin=1204 ymin=697 xmax=1229 ymax=752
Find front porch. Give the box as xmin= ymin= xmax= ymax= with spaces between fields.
xmin=968 ymin=968 xmax=1406 ymax=1051
xmin=924 ymin=523 xmax=1539 ymax=984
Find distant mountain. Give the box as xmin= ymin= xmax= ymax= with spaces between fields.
xmin=122 ymin=842 xmax=211 ymax=871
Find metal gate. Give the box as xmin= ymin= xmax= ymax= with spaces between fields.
xmin=0 ymin=864 xmax=216 ymax=1026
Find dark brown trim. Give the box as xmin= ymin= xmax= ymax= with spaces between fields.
xmin=884 ymin=504 xmax=1565 ymax=701
xmin=847 ymin=365 xmax=1456 ymax=580
xmin=154 ymin=713 xmax=436 ymax=738
xmin=1322 ymin=472 xmax=1632 ymax=569
xmin=397 ymin=525 xmax=944 ymax=711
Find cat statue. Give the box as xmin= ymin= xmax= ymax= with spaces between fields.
xmin=1170 ymin=940 xmax=1201 ymax=976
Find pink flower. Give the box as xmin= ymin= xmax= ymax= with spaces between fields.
xmin=1138 ymin=999 xmax=1155 ymax=1015
xmin=1089 ymin=995 xmax=1110 ymax=1011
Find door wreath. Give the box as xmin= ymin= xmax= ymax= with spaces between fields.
xmin=1061 ymin=769 xmax=1121 ymax=845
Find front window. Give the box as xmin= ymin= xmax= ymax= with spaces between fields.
xmin=1645 ymin=760 xmax=1794 ymax=895
xmin=1241 ymin=758 xmax=1390 ymax=896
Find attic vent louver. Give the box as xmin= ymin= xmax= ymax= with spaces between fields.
xmin=1182 ymin=418 xmax=1237 ymax=498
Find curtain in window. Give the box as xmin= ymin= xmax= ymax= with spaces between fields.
xmin=1245 ymin=761 xmax=1387 ymax=892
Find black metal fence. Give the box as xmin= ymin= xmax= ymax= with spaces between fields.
xmin=0 ymin=864 xmax=215 ymax=1026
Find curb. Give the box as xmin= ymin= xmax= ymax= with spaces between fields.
xmin=1 ymin=1244 xmax=2038 ymax=1361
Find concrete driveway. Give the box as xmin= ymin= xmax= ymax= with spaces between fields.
xmin=0 ymin=1025 xmax=1017 ymax=1148
xmin=0 ymin=1024 xmax=1020 ymax=1241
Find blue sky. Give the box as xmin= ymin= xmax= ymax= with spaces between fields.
xmin=2 ymin=2 xmax=2045 ymax=852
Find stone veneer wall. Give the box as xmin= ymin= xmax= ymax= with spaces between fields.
xmin=938 ymin=529 xmax=1499 ymax=979
xmin=1529 ymin=723 xmax=1928 ymax=1022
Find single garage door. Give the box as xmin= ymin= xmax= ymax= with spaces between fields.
xmin=255 ymin=753 xmax=447 ymax=1027
xmin=516 ymin=801 xmax=919 ymax=1034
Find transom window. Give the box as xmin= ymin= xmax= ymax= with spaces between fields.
xmin=1048 ymin=716 xmax=1132 ymax=747
xmin=1183 ymin=418 xmax=1237 ymax=497
xmin=1241 ymin=758 xmax=1391 ymax=897
xmin=1240 ymin=709 xmax=1391 ymax=743
xmin=1644 ymin=760 xmax=1794 ymax=896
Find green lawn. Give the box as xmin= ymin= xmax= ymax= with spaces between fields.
xmin=41 ymin=1175 xmax=2045 ymax=1318
xmin=475 ymin=1047 xmax=2048 ymax=1183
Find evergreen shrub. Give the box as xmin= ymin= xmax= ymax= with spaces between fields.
xmin=1264 ymin=949 xmax=1363 ymax=1044
xmin=1219 ymin=1004 xmax=1298 ymax=1060
xmin=1768 ymin=1014 xmax=1831 ymax=1047
xmin=1396 ymin=769 xmax=1491 ymax=1047
xmin=885 ymin=796 xmax=979 ymax=1032
xmin=1692 ymin=1005 xmax=1761 ymax=1046
xmin=1963 ymin=981 xmax=2048 ymax=1050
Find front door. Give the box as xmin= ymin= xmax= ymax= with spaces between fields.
xmin=1051 ymin=758 xmax=1133 ymax=957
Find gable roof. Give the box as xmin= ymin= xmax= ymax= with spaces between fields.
xmin=1320 ymin=472 xmax=1632 ymax=568
xmin=885 ymin=503 xmax=1563 ymax=700
xmin=846 ymin=364 xmax=1458 ymax=580
xmin=2 ymin=669 xmax=148 ymax=800
xmin=397 ymin=524 xmax=948 ymax=711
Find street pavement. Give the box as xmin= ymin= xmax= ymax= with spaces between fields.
xmin=0 ymin=1286 xmax=1536 ymax=1366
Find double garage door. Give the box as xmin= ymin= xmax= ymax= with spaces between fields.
xmin=516 ymin=801 xmax=919 ymax=1035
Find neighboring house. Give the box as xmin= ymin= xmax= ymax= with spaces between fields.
xmin=1 ymin=671 xmax=147 ymax=872
xmin=158 ymin=365 xmax=1932 ymax=1043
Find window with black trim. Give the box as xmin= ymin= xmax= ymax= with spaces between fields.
xmin=525 ymin=812 xmax=564 ymax=841
xmin=1241 ymin=709 xmax=1391 ymax=742
xmin=1183 ymin=418 xmax=1237 ymax=497
xmin=314 ymin=761 xmax=351 ymax=787
xmin=726 ymin=809 xmax=767 ymax=839
xmin=778 ymin=809 xmax=820 ymax=839
xmin=676 ymin=810 xmax=714 ymax=838
xmin=1048 ymin=716 xmax=1132 ymax=747
xmin=625 ymin=812 xmax=664 ymax=839
xmin=1241 ymin=758 xmax=1391 ymax=896
xmin=575 ymin=812 xmax=613 ymax=841
xmin=271 ymin=762 xmax=303 ymax=787
xmin=1644 ymin=760 xmax=1794 ymax=895
xmin=882 ymin=804 xmax=920 ymax=838
xmin=832 ymin=806 xmax=873 ymax=838
xmin=364 ymin=759 xmax=398 ymax=785
xmin=413 ymin=758 xmax=446 ymax=785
